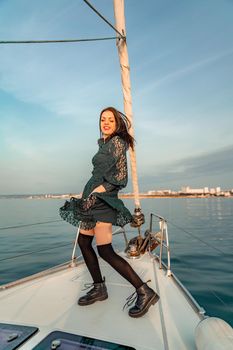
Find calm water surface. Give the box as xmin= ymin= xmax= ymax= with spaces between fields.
xmin=0 ymin=197 xmax=232 ymax=325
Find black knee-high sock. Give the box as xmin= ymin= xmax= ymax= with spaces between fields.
xmin=97 ymin=243 xmax=143 ymax=289
xmin=78 ymin=233 xmax=103 ymax=284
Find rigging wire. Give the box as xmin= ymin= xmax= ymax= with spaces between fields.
xmin=0 ymin=1 xmax=123 ymax=45
xmin=82 ymin=0 xmax=124 ymax=38
xmin=0 ymin=37 xmax=118 ymax=45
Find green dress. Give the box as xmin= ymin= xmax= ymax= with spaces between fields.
xmin=59 ymin=135 xmax=132 ymax=229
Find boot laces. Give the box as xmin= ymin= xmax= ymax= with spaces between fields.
xmin=82 ymin=282 xmax=94 ymax=292
xmin=123 ymin=290 xmax=137 ymax=310
xmin=123 ymin=280 xmax=152 ymax=311
xmin=82 ymin=277 xmax=105 ymax=292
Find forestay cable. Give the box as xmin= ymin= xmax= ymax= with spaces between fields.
xmin=83 ymin=0 xmax=124 ymax=38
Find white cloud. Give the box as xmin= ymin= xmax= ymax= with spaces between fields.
xmin=136 ymin=49 xmax=233 ymax=96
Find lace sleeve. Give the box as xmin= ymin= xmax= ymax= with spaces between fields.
xmin=102 ymin=181 xmax=118 ymax=192
xmin=103 ymin=136 xmax=128 ymax=191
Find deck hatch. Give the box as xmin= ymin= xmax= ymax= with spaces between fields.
xmin=0 ymin=323 xmax=38 ymax=350
xmin=33 ymin=331 xmax=136 ymax=349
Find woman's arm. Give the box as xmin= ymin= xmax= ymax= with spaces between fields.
xmin=91 ymin=185 xmax=106 ymax=193
xmin=92 ymin=136 xmax=128 ymax=194
xmin=103 ymin=136 xmax=128 ymax=190
xmin=91 ymin=182 xmax=119 ymax=194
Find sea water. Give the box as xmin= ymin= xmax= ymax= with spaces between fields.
xmin=0 ymin=197 xmax=232 ymax=325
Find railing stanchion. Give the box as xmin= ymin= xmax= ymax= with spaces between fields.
xmin=149 ymin=213 xmax=171 ymax=276
xmin=71 ymin=222 xmax=81 ymax=266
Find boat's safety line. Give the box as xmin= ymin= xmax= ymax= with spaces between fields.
xmin=0 ymin=222 xmax=122 ymax=264
xmin=152 ymin=256 xmax=170 ymax=350
xmin=83 ymin=0 xmax=125 ymax=39
xmin=0 ymin=242 xmax=72 ymax=263
xmin=0 ymin=219 xmax=62 ymax=230
xmin=151 ymin=214 xmax=228 ymax=256
xmin=167 ymin=220 xmax=227 ymax=255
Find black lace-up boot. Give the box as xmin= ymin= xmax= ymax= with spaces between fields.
xmin=78 ymin=277 xmax=108 ymax=306
xmin=125 ymin=282 xmax=160 ymax=318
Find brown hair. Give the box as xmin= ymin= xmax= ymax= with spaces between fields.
xmin=99 ymin=107 xmax=135 ymax=150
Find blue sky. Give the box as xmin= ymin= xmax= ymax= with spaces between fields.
xmin=0 ymin=0 xmax=233 ymax=194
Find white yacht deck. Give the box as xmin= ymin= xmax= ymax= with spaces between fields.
xmin=0 ymin=252 xmax=202 ymax=349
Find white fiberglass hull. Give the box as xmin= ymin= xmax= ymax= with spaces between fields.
xmin=0 ymin=252 xmax=203 ymax=349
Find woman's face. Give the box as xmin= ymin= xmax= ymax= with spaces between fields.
xmin=100 ymin=110 xmax=117 ymax=138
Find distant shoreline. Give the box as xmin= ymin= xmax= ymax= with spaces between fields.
xmin=0 ymin=194 xmax=232 ymax=199
xmin=120 ymin=194 xmax=233 ymax=199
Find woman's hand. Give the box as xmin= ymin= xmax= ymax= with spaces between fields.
xmin=80 ymin=194 xmax=96 ymax=211
xmin=91 ymin=185 xmax=106 ymax=194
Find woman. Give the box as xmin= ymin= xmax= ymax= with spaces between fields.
xmin=60 ymin=107 xmax=159 ymax=318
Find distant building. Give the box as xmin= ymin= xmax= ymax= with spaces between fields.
xmin=181 ymin=186 xmax=221 ymax=195
xmin=210 ymin=187 xmax=221 ymax=195
xmin=224 ymin=192 xmax=231 ymax=197
xmin=181 ymin=186 xmax=207 ymax=194
xmin=147 ymin=189 xmax=172 ymax=195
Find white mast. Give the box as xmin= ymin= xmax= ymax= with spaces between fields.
xmin=113 ymin=0 xmax=141 ymax=209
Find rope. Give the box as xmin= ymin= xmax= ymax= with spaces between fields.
xmin=82 ymin=0 xmax=124 ymax=38
xmin=129 ymin=147 xmax=140 ymax=209
xmin=0 ymin=219 xmax=62 ymax=231
xmin=0 ymin=37 xmax=117 ymax=45
xmin=113 ymin=0 xmax=141 ymax=211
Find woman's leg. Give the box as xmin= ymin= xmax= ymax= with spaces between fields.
xmin=77 ymin=227 xmax=108 ymax=306
xmin=94 ymin=222 xmax=143 ymax=289
xmin=78 ymin=228 xmax=103 ymax=283
xmin=95 ymin=222 xmax=159 ymax=317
